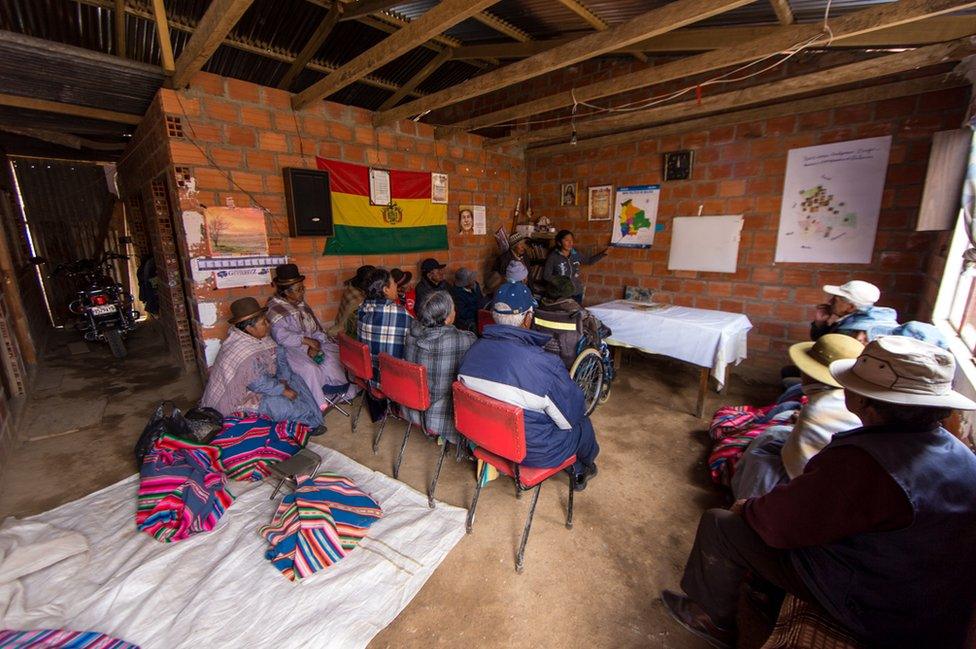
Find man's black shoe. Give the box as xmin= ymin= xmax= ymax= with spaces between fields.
xmin=661 ymin=590 xmax=734 ymax=649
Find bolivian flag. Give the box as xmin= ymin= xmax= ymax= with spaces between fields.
xmin=318 ymin=157 xmax=448 ymax=255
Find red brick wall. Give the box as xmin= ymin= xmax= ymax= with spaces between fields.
xmin=528 ymin=86 xmax=970 ymax=379
xmin=143 ymin=72 xmax=525 ymax=375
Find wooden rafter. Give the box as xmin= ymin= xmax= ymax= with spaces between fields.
xmin=171 ymin=0 xmax=255 ymax=88
xmin=554 ymin=0 xmax=648 ymax=62
xmin=0 ymin=125 xmax=127 ymax=151
xmin=473 ymin=12 xmax=532 ymax=43
xmin=379 ymin=48 xmax=452 ymax=111
xmin=491 ymin=39 xmax=972 ymax=148
xmin=768 ymin=0 xmax=794 ymax=26
xmin=278 ymin=1 xmax=343 ymax=90
xmin=0 ymin=93 xmax=142 ymax=125
xmin=150 ymin=0 xmax=175 ymax=73
xmin=374 ymin=0 xmax=754 ymax=127
xmin=453 ymin=0 xmax=976 ymax=132
xmin=292 ymin=0 xmax=496 ymax=110
xmin=114 ymin=0 xmax=126 ymax=58
xmin=526 ymin=75 xmax=964 ymax=156
xmin=339 ymin=0 xmax=402 ymax=22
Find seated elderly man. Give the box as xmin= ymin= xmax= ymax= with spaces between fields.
xmin=458 ymin=282 xmax=599 ymax=490
xmin=199 ymin=297 xmax=324 ymax=433
xmin=810 ymin=280 xmax=885 ymax=340
xmin=663 ymin=336 xmax=976 ymax=648
xmin=732 ymin=334 xmax=863 ymax=499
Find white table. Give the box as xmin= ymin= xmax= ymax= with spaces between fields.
xmin=588 ymin=300 xmax=753 ymax=417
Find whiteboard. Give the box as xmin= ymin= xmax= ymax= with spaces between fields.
xmin=668 ymin=215 xmax=744 ymax=273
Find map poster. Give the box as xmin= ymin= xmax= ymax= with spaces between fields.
xmin=611 ymin=185 xmax=660 ymax=248
xmin=774 ymin=135 xmax=891 ymax=264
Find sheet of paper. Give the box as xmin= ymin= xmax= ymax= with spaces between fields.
xmin=431 ymin=172 xmax=448 ymax=204
xmin=369 ymin=168 xmax=391 ymax=206
xmin=610 ymin=185 xmax=660 ymax=248
xmin=472 ymin=205 xmax=486 ymax=235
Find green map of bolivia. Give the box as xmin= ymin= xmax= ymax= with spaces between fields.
xmin=619 ymin=199 xmax=651 ymax=237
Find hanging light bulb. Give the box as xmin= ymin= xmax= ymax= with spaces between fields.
xmin=570 ymin=130 xmax=578 ymax=146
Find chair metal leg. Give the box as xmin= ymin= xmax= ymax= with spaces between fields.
xmin=516 ymin=483 xmax=522 ymax=499
xmin=323 ymin=394 xmax=350 ymax=417
xmin=372 ymin=405 xmax=389 ymax=454
xmin=269 ymin=477 xmax=285 ymax=500
xmin=516 ymin=484 xmax=542 ymax=573
xmin=428 ymin=438 xmax=449 ymax=509
xmin=393 ymin=421 xmax=411 ymax=479
xmin=566 ymin=473 xmax=574 ymax=530
xmin=351 ymin=394 xmax=365 ymax=432
xmin=455 ymin=435 xmax=466 ymax=462
xmin=466 ymin=462 xmax=488 ymax=534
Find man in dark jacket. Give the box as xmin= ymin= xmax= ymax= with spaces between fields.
xmin=415 ymin=257 xmax=448 ymax=307
xmin=662 ymin=336 xmax=976 ymax=649
xmin=450 ymin=267 xmax=484 ymax=332
xmin=458 ymin=282 xmax=599 ymax=490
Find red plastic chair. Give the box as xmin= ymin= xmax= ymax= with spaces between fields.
xmin=476 ymin=309 xmax=493 ymax=336
xmin=337 ymin=333 xmax=382 ymax=433
xmin=377 ymin=353 xmax=431 ymax=480
xmin=452 ymin=380 xmax=576 ymax=573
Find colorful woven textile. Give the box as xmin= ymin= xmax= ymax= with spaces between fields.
xmin=211 ymin=414 xmax=311 ymax=481
xmin=708 ymin=398 xmax=804 ymax=487
xmin=0 ymin=629 xmax=139 ymax=648
xmin=136 ymin=434 xmax=234 ymax=543
xmin=259 ymin=473 xmax=383 ymax=582
xmin=760 ymin=595 xmax=864 ymax=649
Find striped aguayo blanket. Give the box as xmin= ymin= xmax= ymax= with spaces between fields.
xmin=0 ymin=629 xmax=139 ymax=649
xmin=259 ymin=473 xmax=383 ymax=582
xmin=210 ymin=414 xmax=311 ymax=482
xmin=136 ymin=434 xmax=234 ymax=543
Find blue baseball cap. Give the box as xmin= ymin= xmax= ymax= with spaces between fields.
xmin=492 ymin=282 xmax=537 ymax=315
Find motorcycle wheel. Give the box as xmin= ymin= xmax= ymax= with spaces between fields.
xmin=105 ymin=329 xmax=127 ymax=359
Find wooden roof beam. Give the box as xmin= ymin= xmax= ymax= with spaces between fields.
xmin=379 ymin=48 xmax=452 ymax=111
xmin=452 ymin=0 xmax=976 ymax=132
xmin=339 ymin=0 xmax=402 ymax=22
xmin=473 ymin=12 xmax=532 ymax=42
xmin=171 ymin=0 xmax=256 ymax=88
xmin=0 ymin=125 xmax=127 ymax=151
xmin=278 ymin=1 xmax=343 ymax=90
xmin=526 ymin=74 xmax=964 ymax=156
xmin=769 ymin=0 xmax=794 ymax=26
xmin=292 ymin=0 xmax=497 ymax=109
xmin=150 ymin=0 xmax=175 ymax=73
xmin=491 ymin=38 xmax=972 ymax=148
xmin=554 ymin=0 xmax=648 ymax=62
xmin=375 ymin=0 xmax=755 ymax=127
xmin=0 ymin=93 xmax=142 ymax=125
xmin=114 ymin=0 xmax=126 ymax=58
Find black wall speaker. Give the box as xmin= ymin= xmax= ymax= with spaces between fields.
xmin=283 ymin=167 xmax=334 ymax=237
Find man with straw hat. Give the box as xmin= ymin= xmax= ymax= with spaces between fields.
xmin=663 ymin=336 xmax=976 ymax=648
xmin=732 ymin=334 xmax=864 ymax=500
xmin=200 ymin=297 xmax=324 ymax=433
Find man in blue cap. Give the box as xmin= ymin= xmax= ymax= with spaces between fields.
xmin=458 ymin=282 xmax=600 ymax=490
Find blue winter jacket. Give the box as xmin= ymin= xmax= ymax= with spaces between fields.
xmin=458 ymin=324 xmax=588 ymax=468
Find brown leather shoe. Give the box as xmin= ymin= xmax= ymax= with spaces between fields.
xmin=661 ymin=590 xmax=734 ymax=649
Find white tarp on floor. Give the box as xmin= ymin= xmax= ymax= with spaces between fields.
xmin=0 ymin=444 xmax=466 ymax=648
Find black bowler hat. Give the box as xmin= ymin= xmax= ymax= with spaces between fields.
xmin=420 ymin=258 xmax=446 ymax=273
xmin=391 ymin=268 xmax=413 ymax=287
xmin=228 ymin=297 xmax=267 ymax=324
xmin=345 ymin=264 xmax=376 ymax=288
xmin=273 ymin=263 xmax=305 ymax=287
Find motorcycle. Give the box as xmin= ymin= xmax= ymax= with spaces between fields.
xmin=51 ymin=252 xmax=140 ymax=358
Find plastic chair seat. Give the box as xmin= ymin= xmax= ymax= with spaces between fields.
xmin=473 ymin=448 xmax=577 ymax=488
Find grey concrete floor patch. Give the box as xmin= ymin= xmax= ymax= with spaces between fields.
xmin=67 ymin=341 xmax=90 ymax=355
xmin=22 ymin=394 xmax=108 ymax=441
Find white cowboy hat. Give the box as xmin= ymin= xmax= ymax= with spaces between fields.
xmin=829 ymin=336 xmax=976 ymax=409
xmin=823 ymin=280 xmax=880 ymax=308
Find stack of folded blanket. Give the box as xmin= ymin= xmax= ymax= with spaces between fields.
xmin=210 ymin=414 xmax=310 ymax=482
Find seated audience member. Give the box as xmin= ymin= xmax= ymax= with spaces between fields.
xmin=415 ymin=258 xmax=448 ymax=307
xmin=535 ymin=275 xmax=607 ymax=369
xmin=833 ymin=305 xmax=899 ymax=343
xmin=200 ymin=297 xmax=324 ymax=432
xmin=267 ymin=264 xmax=354 ymax=412
xmin=404 ymin=290 xmax=476 ymax=444
xmin=488 ymin=232 xmax=529 ymax=292
xmin=505 ymin=259 xmax=529 ymax=285
xmin=889 ymin=320 xmax=949 ymax=349
xmin=391 ymin=267 xmax=415 ymax=316
xmin=358 ymin=267 xmax=412 ymax=380
xmin=327 ymin=264 xmax=374 ymax=339
xmin=663 ymin=336 xmax=976 ymax=649
xmin=450 ymin=267 xmax=484 ymax=332
xmin=810 ymin=280 xmax=882 ymax=340
xmin=458 ymin=282 xmax=600 ymax=490
xmin=732 ymin=334 xmax=863 ymax=499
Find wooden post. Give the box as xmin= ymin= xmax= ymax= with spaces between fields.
xmin=697 ymin=366 xmax=709 ymax=419
xmin=114 ymin=0 xmax=126 ymax=58
xmin=150 ymin=0 xmax=175 ymax=74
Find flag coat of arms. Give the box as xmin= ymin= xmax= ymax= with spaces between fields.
xmin=317 ymin=157 xmax=448 ymax=255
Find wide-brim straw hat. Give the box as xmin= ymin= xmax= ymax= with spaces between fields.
xmin=228 ymin=297 xmax=267 ymax=324
xmin=829 ymin=335 xmax=976 ymax=409
xmin=788 ymin=334 xmax=865 ymax=388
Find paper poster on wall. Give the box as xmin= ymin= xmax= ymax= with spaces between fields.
xmin=202 ymin=206 xmax=272 ymax=288
xmin=611 ymin=184 xmax=660 ymax=248
xmin=431 ymin=172 xmax=448 ymax=204
xmin=458 ymin=205 xmax=487 ymax=235
xmin=197 ymin=256 xmax=287 ymax=289
xmin=774 ymin=136 xmax=891 ymax=264
xmin=668 ymin=215 xmax=744 ymax=273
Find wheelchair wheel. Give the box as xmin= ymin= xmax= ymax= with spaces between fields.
xmin=570 ymin=348 xmax=605 ymax=416
xmin=598 ymin=379 xmax=611 ymax=405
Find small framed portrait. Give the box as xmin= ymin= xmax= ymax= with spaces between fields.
xmin=588 ymin=184 xmax=613 ymax=221
xmin=458 ymin=206 xmax=474 ymax=235
xmin=560 ymin=182 xmax=578 ymax=206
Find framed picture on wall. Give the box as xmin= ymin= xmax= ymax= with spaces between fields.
xmin=588 ymin=185 xmax=613 ymax=221
xmin=560 ymin=182 xmax=578 ymax=206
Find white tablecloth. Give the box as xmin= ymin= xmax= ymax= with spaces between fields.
xmin=588 ymin=300 xmax=752 ymax=388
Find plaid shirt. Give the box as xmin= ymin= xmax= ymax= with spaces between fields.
xmin=357 ymin=298 xmax=412 ymax=379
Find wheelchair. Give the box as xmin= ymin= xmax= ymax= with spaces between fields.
xmin=532 ymin=307 xmax=616 ymax=416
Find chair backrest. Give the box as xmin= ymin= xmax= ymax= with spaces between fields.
xmin=476 ymin=309 xmax=493 ymax=335
xmin=378 ymin=353 xmax=430 ymax=411
xmin=337 ymin=332 xmax=373 ymax=382
xmin=452 ymin=380 xmax=526 ymax=462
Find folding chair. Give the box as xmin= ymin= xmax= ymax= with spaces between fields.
xmin=267 ymin=448 xmax=322 ymax=500
xmin=476 ymin=309 xmax=493 ymax=335
xmin=377 ymin=353 xmax=430 ymax=480
xmin=337 ymin=333 xmax=382 ymax=433
xmin=452 ymin=380 xmax=576 ymax=573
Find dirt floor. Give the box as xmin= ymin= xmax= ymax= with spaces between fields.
xmin=0 ymin=333 xmax=779 ymax=649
